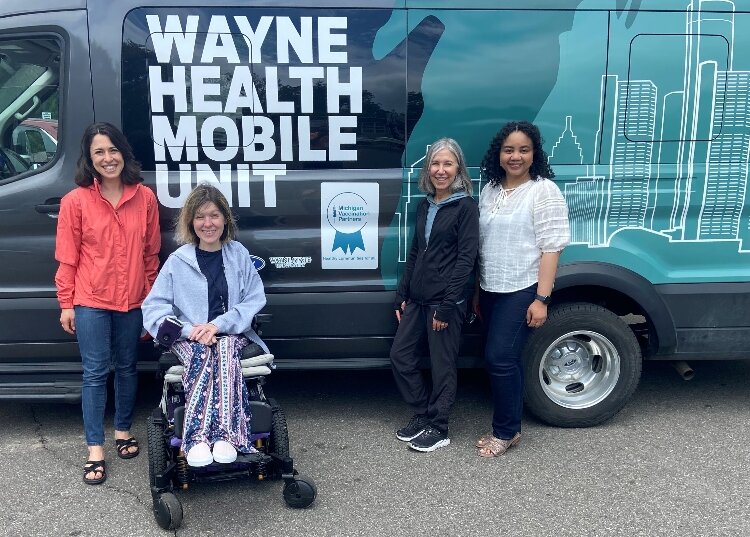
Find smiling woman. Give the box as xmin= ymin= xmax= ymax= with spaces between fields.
xmin=390 ymin=138 xmax=478 ymax=453
xmin=142 ymin=183 xmax=267 ymax=468
xmin=54 ymin=122 xmax=161 ymax=484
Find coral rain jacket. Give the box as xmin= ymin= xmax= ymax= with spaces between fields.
xmin=55 ymin=180 xmax=161 ymax=311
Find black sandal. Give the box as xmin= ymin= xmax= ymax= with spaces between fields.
xmin=83 ymin=460 xmax=106 ymax=485
xmin=115 ymin=437 xmax=140 ymax=460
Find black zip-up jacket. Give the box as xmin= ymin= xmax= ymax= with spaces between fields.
xmin=395 ymin=195 xmax=479 ymax=322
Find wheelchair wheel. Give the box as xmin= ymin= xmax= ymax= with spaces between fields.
xmin=268 ymin=398 xmax=290 ymax=458
xmin=283 ymin=475 xmax=317 ymax=508
xmin=146 ymin=408 xmax=169 ymax=494
xmin=154 ymin=492 xmax=183 ymax=530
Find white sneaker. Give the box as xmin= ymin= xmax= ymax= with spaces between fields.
xmin=185 ymin=442 xmax=212 ymax=467
xmin=212 ymin=440 xmax=237 ymax=463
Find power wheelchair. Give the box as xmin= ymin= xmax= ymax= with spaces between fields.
xmin=146 ymin=335 xmax=317 ymax=530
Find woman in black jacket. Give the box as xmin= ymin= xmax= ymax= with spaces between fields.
xmin=390 ymin=137 xmax=479 ymax=452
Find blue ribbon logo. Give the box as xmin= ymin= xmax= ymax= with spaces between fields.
xmin=332 ymin=230 xmax=365 ymax=254
xmin=327 ymin=192 xmax=368 ymax=255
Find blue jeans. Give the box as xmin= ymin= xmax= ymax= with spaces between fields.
xmin=75 ymin=306 xmax=142 ymax=446
xmin=479 ymin=285 xmax=535 ymax=440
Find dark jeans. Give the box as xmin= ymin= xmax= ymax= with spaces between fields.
xmin=390 ymin=302 xmax=465 ymax=433
xmin=75 ymin=306 xmax=142 ymax=446
xmin=479 ymin=285 xmax=535 ymax=440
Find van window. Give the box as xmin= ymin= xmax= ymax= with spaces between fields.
xmin=0 ymin=37 xmax=60 ymax=181
xmin=122 ymin=9 xmax=407 ymax=175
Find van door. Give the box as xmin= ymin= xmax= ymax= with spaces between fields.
xmin=0 ymin=7 xmax=94 ymax=398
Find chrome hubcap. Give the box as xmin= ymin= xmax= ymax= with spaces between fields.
xmin=539 ymin=330 xmax=621 ymax=409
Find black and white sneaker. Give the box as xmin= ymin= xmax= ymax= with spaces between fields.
xmin=408 ymin=426 xmax=450 ymax=452
xmin=396 ymin=414 xmax=429 ymax=442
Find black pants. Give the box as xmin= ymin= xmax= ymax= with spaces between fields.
xmin=389 ymin=302 xmax=465 ymax=433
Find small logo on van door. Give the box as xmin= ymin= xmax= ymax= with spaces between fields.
xmin=321 ymin=183 xmax=379 ymax=269
xmin=249 ymin=255 xmax=265 ymax=271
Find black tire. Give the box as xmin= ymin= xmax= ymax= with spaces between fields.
xmin=283 ymin=475 xmax=317 ymax=508
xmin=523 ymin=302 xmax=642 ymax=427
xmin=268 ymin=398 xmax=290 ymax=458
xmin=154 ymin=492 xmax=183 ymax=530
xmin=147 ymin=408 xmax=169 ymax=494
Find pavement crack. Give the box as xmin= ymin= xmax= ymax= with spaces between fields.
xmin=30 ymin=405 xmax=50 ymax=452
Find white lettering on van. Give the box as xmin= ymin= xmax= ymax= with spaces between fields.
xmin=289 ymin=66 xmax=325 ymax=113
xmin=200 ymin=16 xmax=241 ymax=64
xmin=191 ymin=66 xmax=223 ymax=113
xmin=328 ymin=115 xmax=358 ymax=160
xmin=253 ymin=164 xmax=286 ymax=208
xmin=146 ymin=14 xmax=199 ymax=63
xmin=224 ymin=66 xmax=263 ymax=113
xmin=152 ymin=115 xmax=198 ymax=161
xmin=297 ymin=116 xmax=326 ymax=162
xmin=155 ymin=163 xmax=280 ymax=208
xmin=195 ymin=164 xmax=234 ymax=203
xmin=201 ymin=116 xmax=239 ymax=162
xmin=326 ymin=67 xmax=362 ymax=114
xmin=155 ymin=164 xmax=193 ymax=208
xmin=264 ymin=66 xmax=295 ymax=113
xmin=276 ymin=16 xmax=314 ymax=64
xmin=145 ymin=14 xmax=362 ymax=208
xmin=318 ymin=17 xmax=348 ymax=63
xmin=241 ymin=115 xmax=275 ymax=161
xmin=148 ymin=66 xmax=188 ymax=113
xmin=233 ymin=16 xmax=273 ymax=64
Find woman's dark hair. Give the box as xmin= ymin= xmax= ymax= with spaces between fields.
xmin=74 ymin=122 xmax=142 ymax=186
xmin=480 ymin=121 xmax=554 ymax=186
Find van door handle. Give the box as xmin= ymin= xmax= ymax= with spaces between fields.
xmin=35 ymin=197 xmax=61 ymax=217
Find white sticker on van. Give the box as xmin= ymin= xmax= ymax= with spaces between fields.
xmin=321 ymin=183 xmax=378 ymax=269
xmin=269 ymin=256 xmax=312 ymax=269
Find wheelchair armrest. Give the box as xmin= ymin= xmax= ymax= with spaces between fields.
xmin=158 ymin=352 xmax=181 ymax=371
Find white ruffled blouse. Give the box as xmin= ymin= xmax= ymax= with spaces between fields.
xmin=478 ymin=177 xmax=570 ymax=293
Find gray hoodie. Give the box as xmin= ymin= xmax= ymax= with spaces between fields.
xmin=142 ymin=240 xmax=268 ymax=352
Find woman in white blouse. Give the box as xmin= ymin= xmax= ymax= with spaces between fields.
xmin=472 ymin=121 xmax=570 ymax=457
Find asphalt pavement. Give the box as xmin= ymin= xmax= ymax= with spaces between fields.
xmin=1 ymin=360 xmax=749 ymax=537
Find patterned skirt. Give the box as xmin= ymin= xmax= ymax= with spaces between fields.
xmin=171 ymin=335 xmax=254 ymax=454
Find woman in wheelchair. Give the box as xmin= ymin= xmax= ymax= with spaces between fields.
xmin=142 ymin=183 xmax=268 ymax=468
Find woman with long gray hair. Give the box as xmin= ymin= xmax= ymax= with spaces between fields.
xmin=390 ymin=138 xmax=479 ymax=452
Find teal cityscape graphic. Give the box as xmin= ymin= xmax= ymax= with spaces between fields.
xmin=396 ymin=1 xmax=750 ymax=284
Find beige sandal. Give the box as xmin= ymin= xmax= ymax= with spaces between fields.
xmin=477 ymin=433 xmax=521 ymax=457
xmin=475 ymin=433 xmax=494 ymax=449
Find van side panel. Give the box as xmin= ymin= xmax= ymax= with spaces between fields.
xmin=0 ymin=8 xmax=94 ymax=398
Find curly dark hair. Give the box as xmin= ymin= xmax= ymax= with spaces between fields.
xmin=74 ymin=122 xmax=142 ymax=186
xmin=480 ymin=121 xmax=554 ymax=186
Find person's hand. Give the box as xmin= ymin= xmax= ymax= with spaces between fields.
xmin=189 ymin=323 xmax=219 ymax=345
xmin=395 ymin=301 xmax=407 ymax=323
xmin=432 ymin=314 xmax=448 ymax=332
xmin=526 ymin=300 xmax=548 ymax=328
xmin=472 ymin=292 xmax=482 ymax=321
xmin=60 ymin=308 xmax=76 ymax=334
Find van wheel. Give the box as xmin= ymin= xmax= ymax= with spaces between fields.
xmin=523 ymin=303 xmax=642 ymax=427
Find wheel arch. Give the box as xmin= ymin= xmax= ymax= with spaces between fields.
xmin=554 ymin=262 xmax=676 ymax=356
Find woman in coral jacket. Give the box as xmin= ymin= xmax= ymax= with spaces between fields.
xmin=55 ymin=122 xmax=160 ymax=485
